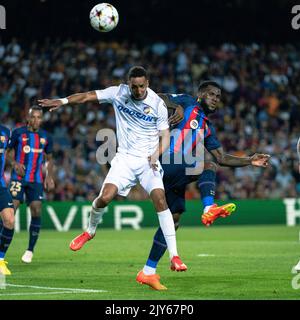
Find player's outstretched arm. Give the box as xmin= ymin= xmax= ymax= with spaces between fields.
xmin=38 ymin=91 xmax=98 ymax=112
xmin=158 ymin=93 xmax=184 ymax=125
xmin=210 ymin=147 xmax=270 ymax=168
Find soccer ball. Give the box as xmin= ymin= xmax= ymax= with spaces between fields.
xmin=89 ymin=3 xmax=119 ymax=32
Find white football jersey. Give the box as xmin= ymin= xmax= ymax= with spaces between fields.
xmin=95 ymin=84 xmax=169 ymax=157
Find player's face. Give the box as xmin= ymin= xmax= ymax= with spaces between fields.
xmin=128 ymin=76 xmax=149 ymax=100
xmin=199 ymin=86 xmax=221 ymax=112
xmin=27 ymin=110 xmax=43 ymax=131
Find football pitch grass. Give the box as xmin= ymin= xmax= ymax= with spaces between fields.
xmin=1 ymin=225 xmax=300 ymax=300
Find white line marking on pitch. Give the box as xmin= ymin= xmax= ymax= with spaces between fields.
xmin=197 ymin=254 xmax=216 ymax=257
xmin=0 ymin=291 xmax=90 ymax=296
xmin=4 ymin=283 xmax=107 ymax=293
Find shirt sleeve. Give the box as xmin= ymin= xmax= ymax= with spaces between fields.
xmin=157 ymin=100 xmax=169 ymax=131
xmin=166 ymin=94 xmax=197 ymax=109
xmin=45 ymin=134 xmax=53 ymax=154
xmin=95 ymin=86 xmax=119 ymax=104
xmin=204 ymin=123 xmax=221 ymax=151
xmin=8 ymin=129 xmax=18 ymax=149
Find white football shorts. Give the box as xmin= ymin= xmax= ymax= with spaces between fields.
xmin=101 ymin=152 xmax=164 ymax=196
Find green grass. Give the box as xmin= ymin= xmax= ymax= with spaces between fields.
xmin=1 ymin=225 xmax=300 ymax=300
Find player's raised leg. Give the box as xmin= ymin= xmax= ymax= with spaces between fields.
xmin=199 ymin=162 xmax=236 ymax=226
xmin=69 ymin=183 xmax=118 ymax=251
xmin=0 ymin=202 xmax=15 ymax=276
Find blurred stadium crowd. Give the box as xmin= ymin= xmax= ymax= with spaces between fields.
xmin=1 ymin=38 xmax=300 ymax=201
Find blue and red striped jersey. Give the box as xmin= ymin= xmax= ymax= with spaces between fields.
xmin=167 ymin=94 xmax=221 ymax=159
xmin=0 ymin=125 xmax=10 ymax=187
xmin=8 ymin=126 xmax=53 ymax=183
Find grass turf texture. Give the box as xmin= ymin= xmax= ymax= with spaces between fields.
xmin=1 ymin=225 xmax=300 ymax=300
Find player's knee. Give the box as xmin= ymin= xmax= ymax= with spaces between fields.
xmin=155 ymin=197 xmax=168 ymax=212
xmin=2 ymin=212 xmax=15 ymax=229
xmin=97 ymin=193 xmax=113 ymax=207
xmin=30 ymin=206 xmax=41 ymax=217
xmin=204 ymin=161 xmax=218 ymax=172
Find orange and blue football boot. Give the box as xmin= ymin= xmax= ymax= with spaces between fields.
xmin=201 ymin=203 xmax=236 ymax=226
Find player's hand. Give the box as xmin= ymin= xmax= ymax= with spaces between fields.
xmin=44 ymin=175 xmax=55 ymax=192
xmin=148 ymin=154 xmax=159 ymax=171
xmin=250 ymin=153 xmax=270 ymax=167
xmin=13 ymin=162 xmax=25 ymax=176
xmin=169 ymin=105 xmax=184 ymax=126
xmin=38 ymin=99 xmax=63 ymax=112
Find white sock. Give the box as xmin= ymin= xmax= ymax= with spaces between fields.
xmin=86 ymin=200 xmax=106 ymax=236
xmin=157 ymin=208 xmax=178 ymax=259
xmin=204 ymin=205 xmax=213 ymax=213
xmin=143 ymin=265 xmax=156 ymax=275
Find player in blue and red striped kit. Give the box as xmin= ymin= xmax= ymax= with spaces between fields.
xmin=137 ymin=81 xmax=271 ymax=290
xmin=0 ymin=125 xmax=15 ymax=275
xmin=7 ymin=106 xmax=55 ymax=264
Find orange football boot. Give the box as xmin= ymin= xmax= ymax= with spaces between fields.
xmin=69 ymin=231 xmax=94 ymax=251
xmin=170 ymin=256 xmax=188 ymax=271
xmin=201 ymin=203 xmax=236 ymax=226
xmin=136 ymin=270 xmax=167 ymax=290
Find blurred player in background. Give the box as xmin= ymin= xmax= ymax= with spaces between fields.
xmin=294 ymin=136 xmax=300 ymax=272
xmin=38 ymin=66 xmax=187 ymax=279
xmin=137 ymin=81 xmax=270 ymax=290
xmin=6 ymin=106 xmax=55 ymax=264
xmin=0 ymin=125 xmax=16 ymax=275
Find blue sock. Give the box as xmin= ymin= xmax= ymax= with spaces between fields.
xmin=198 ymin=169 xmax=216 ymax=209
xmin=28 ymin=217 xmax=41 ymax=252
xmin=145 ymin=227 xmax=167 ymax=269
xmin=0 ymin=226 xmax=15 ymax=259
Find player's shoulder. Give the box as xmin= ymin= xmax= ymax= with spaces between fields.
xmin=145 ymin=87 xmax=165 ymax=107
xmin=117 ymin=84 xmax=130 ymax=96
xmin=0 ymin=125 xmax=10 ymax=136
xmin=12 ymin=125 xmax=27 ymax=135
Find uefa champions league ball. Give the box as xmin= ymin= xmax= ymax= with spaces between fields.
xmin=89 ymin=3 xmax=119 ymax=32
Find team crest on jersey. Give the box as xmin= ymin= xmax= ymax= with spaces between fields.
xmin=143 ymin=106 xmax=151 ymax=114
xmin=40 ymin=138 xmax=46 ymax=145
xmin=0 ymin=136 xmax=5 ymax=143
xmin=23 ymin=145 xmax=31 ymax=153
xmin=190 ymin=119 xmax=199 ymax=129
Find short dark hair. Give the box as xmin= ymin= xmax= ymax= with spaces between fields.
xmin=198 ymin=80 xmax=222 ymax=92
xmin=29 ymin=105 xmax=43 ymax=114
xmin=127 ymin=66 xmax=148 ymax=80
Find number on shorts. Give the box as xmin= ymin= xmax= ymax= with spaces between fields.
xmin=10 ymin=181 xmax=22 ymax=193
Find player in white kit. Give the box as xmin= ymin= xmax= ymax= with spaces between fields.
xmin=38 ymin=66 xmax=187 ymax=290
